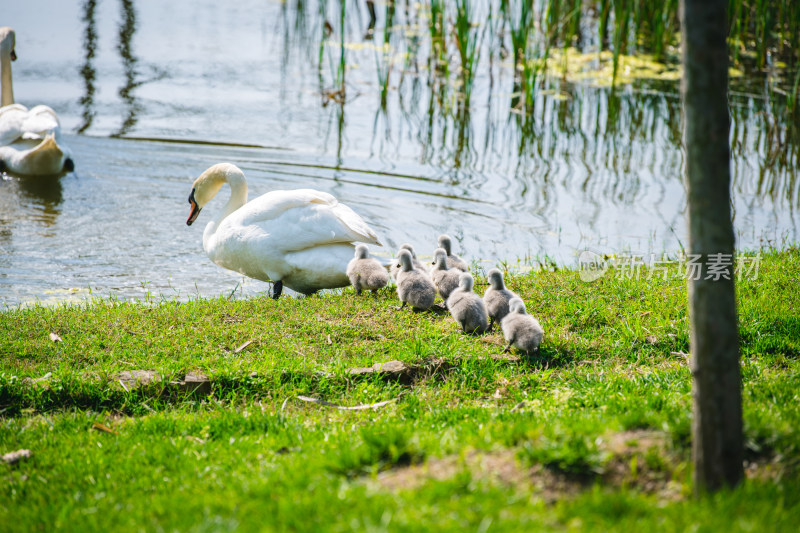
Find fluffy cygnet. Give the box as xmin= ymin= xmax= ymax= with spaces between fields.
xmin=446 ymin=272 xmax=488 ymax=334
xmin=437 ymin=234 xmax=468 ymax=272
xmin=483 ymin=268 xmax=519 ymax=330
xmin=346 ymin=244 xmax=389 ymax=295
xmin=500 ymin=298 xmax=544 ymax=354
xmin=430 ymin=248 xmax=461 ymax=302
xmin=390 ymin=243 xmax=427 ymax=280
xmin=395 ymin=249 xmax=436 ymax=311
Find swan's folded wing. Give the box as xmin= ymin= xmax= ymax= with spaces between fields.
xmin=0 ymin=104 xmax=60 ymax=145
xmin=234 ymin=189 xmax=381 ymax=251
xmin=327 ymin=201 xmax=381 ymax=245
xmin=0 ymin=104 xmax=28 ymax=146
xmin=19 ymin=105 xmax=61 ymax=140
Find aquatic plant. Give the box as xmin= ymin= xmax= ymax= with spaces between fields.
xmin=276 ymin=0 xmax=800 ymax=207
xmin=428 ymin=0 xmax=448 ymax=76
xmin=453 ymin=0 xmax=482 ymax=104
xmin=375 ymin=0 xmax=396 ymax=109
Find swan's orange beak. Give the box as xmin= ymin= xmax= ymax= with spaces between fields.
xmin=186 ymin=188 xmax=201 ymax=226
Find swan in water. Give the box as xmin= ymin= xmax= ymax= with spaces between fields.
xmin=186 ymin=163 xmax=381 ymax=299
xmin=0 ymin=27 xmax=73 ymax=176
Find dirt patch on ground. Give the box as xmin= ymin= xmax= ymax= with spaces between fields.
xmin=374 ymin=449 xmax=588 ymax=502
xmin=599 ymin=430 xmax=683 ymax=500
xmin=374 ymin=430 xmax=685 ymax=502
xmin=375 ymin=449 xmax=528 ymax=491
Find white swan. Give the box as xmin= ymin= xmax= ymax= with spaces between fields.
xmin=186 ymin=163 xmax=382 ymax=298
xmin=0 ymin=27 xmax=73 ymax=176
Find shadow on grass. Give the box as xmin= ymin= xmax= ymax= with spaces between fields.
xmin=2 ymin=342 xmax=580 ymax=416
xmin=518 ymin=344 xmax=576 ymax=370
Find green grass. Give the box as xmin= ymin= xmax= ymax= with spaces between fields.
xmin=1 ymin=248 xmax=800 ymax=531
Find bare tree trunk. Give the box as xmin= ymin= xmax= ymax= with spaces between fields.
xmin=680 ymin=0 xmax=744 ymax=493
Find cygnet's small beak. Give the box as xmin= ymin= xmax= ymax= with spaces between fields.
xmin=10 ymin=50 xmax=16 ymax=61
xmin=186 ymin=188 xmax=201 ymax=226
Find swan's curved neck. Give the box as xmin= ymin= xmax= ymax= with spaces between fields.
xmin=216 ymin=172 xmax=248 ymax=225
xmin=1 ymin=51 xmax=13 ymax=107
xmin=197 ymin=165 xmax=249 ymax=250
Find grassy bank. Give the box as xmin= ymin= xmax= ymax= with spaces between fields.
xmin=1 ymin=248 xmax=799 ymax=531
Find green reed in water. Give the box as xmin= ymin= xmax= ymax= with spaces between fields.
xmin=453 ymin=0 xmax=481 ymax=105
xmin=337 ymin=0 xmax=347 ymax=92
xmin=500 ymin=0 xmax=533 ymax=72
xmin=374 ymin=1 xmax=395 ymax=110
xmin=500 ymin=0 xmax=540 ymax=110
xmin=295 ymin=0 xmax=798 ymax=172
xmin=428 ymin=0 xmax=448 ymax=77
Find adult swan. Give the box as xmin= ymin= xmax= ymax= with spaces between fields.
xmin=186 ymin=163 xmax=382 ymax=299
xmin=0 ymin=26 xmax=73 ymax=176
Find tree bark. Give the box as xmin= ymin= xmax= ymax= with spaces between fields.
xmin=680 ymin=0 xmax=744 ymax=494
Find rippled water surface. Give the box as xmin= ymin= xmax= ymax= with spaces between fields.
xmin=1 ymin=0 xmax=798 ymax=306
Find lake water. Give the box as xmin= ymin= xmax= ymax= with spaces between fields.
xmin=1 ymin=0 xmax=797 ymax=306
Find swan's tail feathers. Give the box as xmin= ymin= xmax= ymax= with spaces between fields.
xmin=18 ymin=133 xmax=69 ymax=176
xmin=0 ymin=104 xmax=28 ymax=145
xmin=0 ymin=104 xmax=62 ymax=146
xmin=22 ymin=105 xmax=62 ymax=140
xmin=332 ymin=204 xmax=382 ymax=246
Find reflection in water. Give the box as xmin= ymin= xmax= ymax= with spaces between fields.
xmin=115 ymin=0 xmax=140 ymax=136
xmin=77 ymin=0 xmax=97 ymax=133
xmin=277 ymin=0 xmax=799 ymax=216
xmin=364 ymin=0 xmax=376 ymax=40
xmin=0 ymin=175 xmax=63 ymax=229
xmin=17 ymin=177 xmax=64 ymax=222
xmin=335 ymin=102 xmax=345 ymax=167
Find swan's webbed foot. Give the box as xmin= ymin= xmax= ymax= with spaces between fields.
xmin=394 ymin=301 xmax=407 ymax=311
xmin=271 ymin=280 xmax=283 ymax=300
